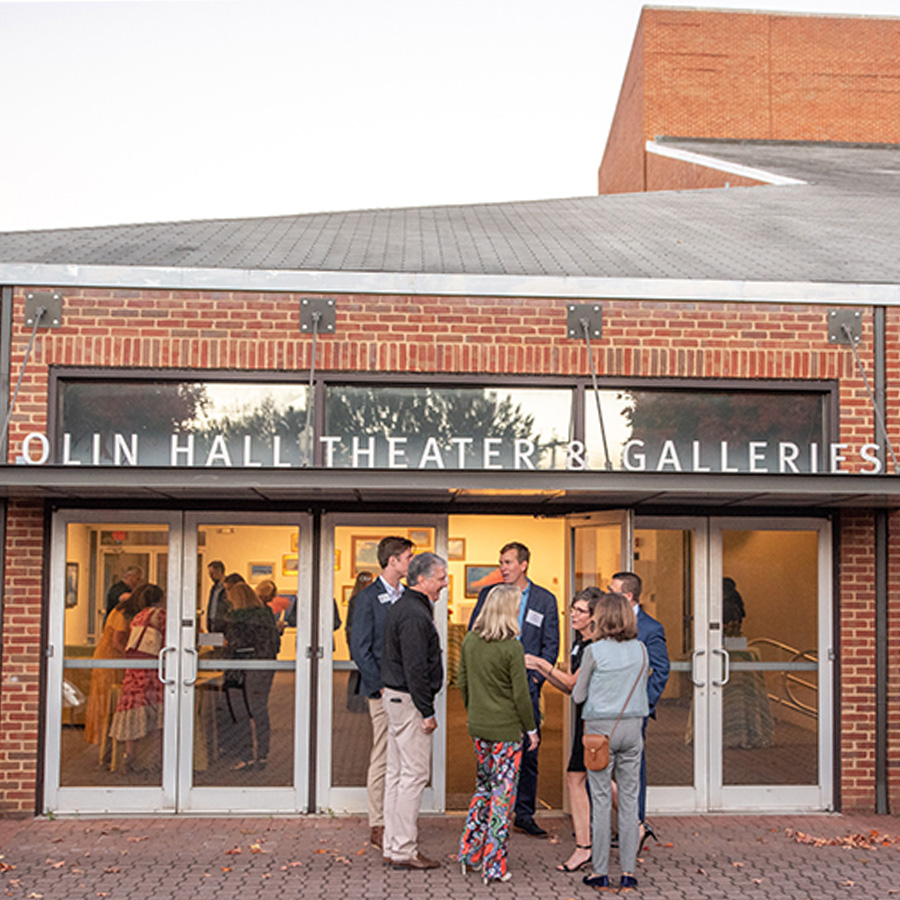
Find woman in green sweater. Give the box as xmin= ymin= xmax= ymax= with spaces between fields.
xmin=457 ymin=583 xmax=539 ymax=884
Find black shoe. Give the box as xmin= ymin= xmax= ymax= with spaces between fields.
xmin=639 ymin=821 xmax=658 ymax=852
xmin=620 ymin=874 xmax=638 ymax=890
xmin=513 ymin=817 xmax=548 ymax=838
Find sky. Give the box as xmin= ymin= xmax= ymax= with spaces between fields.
xmin=1 ymin=0 xmax=899 ymax=233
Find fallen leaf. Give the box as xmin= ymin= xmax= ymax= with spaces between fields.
xmin=221 ymin=867 xmax=232 ymax=873
xmin=45 ymin=860 xmax=65 ymax=869
xmin=356 ymin=849 xmax=366 ymax=856
xmin=0 ymin=863 xmax=15 ymax=872
xmin=70 ymin=868 xmax=84 ymax=875
xmin=697 ymin=867 xmax=707 ymax=875
xmin=249 ymin=843 xmax=266 ymax=854
xmin=225 ymin=847 xmax=242 ymax=856
xmin=732 ymin=861 xmax=744 ymax=868
xmin=104 ymin=866 xmax=120 ymax=873
xmin=261 ymin=873 xmax=271 ymax=879
xmin=26 ymin=894 xmax=42 ymax=899
xmin=840 ymin=880 xmax=855 ymax=887
xmin=313 ymin=849 xmax=329 ymax=855
xmin=125 ymin=836 xmax=148 ymax=843
xmin=281 ymin=861 xmax=304 ymax=869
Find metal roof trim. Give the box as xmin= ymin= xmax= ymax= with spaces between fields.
xmin=2 ymin=262 xmax=900 ymax=305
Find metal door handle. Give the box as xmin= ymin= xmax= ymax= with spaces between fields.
xmin=691 ymin=648 xmax=706 ymax=687
xmin=158 ymin=645 xmax=177 ymax=685
xmin=183 ymin=647 xmax=198 ymax=686
xmin=712 ymin=647 xmax=730 ymax=687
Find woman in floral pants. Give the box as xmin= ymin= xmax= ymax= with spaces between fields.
xmin=457 ymin=584 xmax=539 ymax=884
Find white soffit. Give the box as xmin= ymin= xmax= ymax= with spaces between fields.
xmin=645 ymin=140 xmax=808 ymax=187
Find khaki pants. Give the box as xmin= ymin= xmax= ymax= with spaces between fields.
xmin=366 ymin=696 xmax=388 ymax=827
xmin=382 ymin=688 xmax=432 ymax=861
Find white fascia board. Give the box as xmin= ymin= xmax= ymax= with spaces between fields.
xmin=646 ymin=140 xmax=807 ymax=187
xmin=1 ymin=261 xmax=899 ymax=306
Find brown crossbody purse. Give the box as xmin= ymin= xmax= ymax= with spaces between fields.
xmin=582 ymin=644 xmax=648 ymax=771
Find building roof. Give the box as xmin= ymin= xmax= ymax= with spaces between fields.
xmin=0 ymin=141 xmax=899 ymax=297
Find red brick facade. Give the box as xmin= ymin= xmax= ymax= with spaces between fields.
xmin=599 ymin=8 xmax=900 ymax=194
xmin=0 ymin=285 xmax=894 ymax=812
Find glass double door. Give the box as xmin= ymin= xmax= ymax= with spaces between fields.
xmin=635 ymin=516 xmax=833 ymax=812
xmin=46 ymin=510 xmax=312 ymax=814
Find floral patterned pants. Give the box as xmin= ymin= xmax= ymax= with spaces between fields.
xmin=458 ymin=738 xmax=523 ymax=880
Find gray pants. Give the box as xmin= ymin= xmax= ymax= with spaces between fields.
xmin=584 ymin=717 xmax=643 ymax=877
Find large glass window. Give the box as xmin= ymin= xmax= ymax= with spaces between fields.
xmin=324 ymin=385 xmax=573 ymax=469
xmin=57 ymin=380 xmax=311 ymax=467
xmin=585 ymin=389 xmax=827 ymax=473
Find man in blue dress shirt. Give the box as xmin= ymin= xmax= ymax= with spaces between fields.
xmin=469 ymin=541 xmax=559 ymax=837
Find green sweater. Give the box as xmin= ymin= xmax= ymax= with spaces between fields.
xmin=458 ymin=632 xmax=536 ymax=742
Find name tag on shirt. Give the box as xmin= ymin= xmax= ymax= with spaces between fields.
xmin=378 ymin=593 xmax=392 ymax=604
xmin=525 ymin=609 xmax=544 ymax=628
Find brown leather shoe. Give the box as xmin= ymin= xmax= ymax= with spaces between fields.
xmin=391 ymin=853 xmax=441 ymax=870
xmin=370 ymin=826 xmax=384 ymax=849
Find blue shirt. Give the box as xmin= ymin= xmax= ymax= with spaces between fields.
xmin=517 ymin=581 xmax=531 ymax=636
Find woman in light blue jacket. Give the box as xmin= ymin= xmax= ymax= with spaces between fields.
xmin=573 ymin=592 xmax=648 ymax=893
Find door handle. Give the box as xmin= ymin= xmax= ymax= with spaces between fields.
xmin=691 ymin=648 xmax=706 ymax=687
xmin=712 ymin=648 xmax=730 ymax=687
xmin=158 ymin=645 xmax=177 ymax=686
xmin=183 ymin=647 xmax=198 ymax=686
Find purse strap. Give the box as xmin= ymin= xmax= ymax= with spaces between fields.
xmin=608 ymin=642 xmax=648 ymax=741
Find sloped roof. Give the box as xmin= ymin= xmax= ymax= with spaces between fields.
xmin=0 ymin=141 xmax=898 ymax=288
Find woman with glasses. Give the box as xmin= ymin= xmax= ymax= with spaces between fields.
xmin=525 ymin=585 xmax=603 ymax=873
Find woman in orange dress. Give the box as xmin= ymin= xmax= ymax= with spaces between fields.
xmin=83 ymin=584 xmax=149 ymax=752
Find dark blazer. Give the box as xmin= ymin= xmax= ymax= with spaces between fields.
xmin=347 ymin=576 xmax=396 ymax=697
xmin=637 ymin=606 xmax=670 ymax=715
xmin=469 ymin=580 xmax=560 ymax=697
xmin=381 ymin=587 xmax=444 ymax=719
xmin=206 ymin=582 xmax=230 ymax=633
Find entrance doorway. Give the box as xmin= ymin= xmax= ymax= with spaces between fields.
xmin=46 ymin=510 xmax=312 ymax=814
xmin=45 ymin=508 xmax=833 ymax=815
xmin=636 ymin=517 xmax=833 ymax=812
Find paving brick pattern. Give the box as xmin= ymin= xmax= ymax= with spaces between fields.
xmin=1 ymin=813 xmax=899 ymax=899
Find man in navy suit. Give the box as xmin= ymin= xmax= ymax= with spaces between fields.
xmin=348 ymin=535 xmax=414 ymax=850
xmin=610 ymin=571 xmax=670 ymax=841
xmin=469 ymin=541 xmax=559 ymax=837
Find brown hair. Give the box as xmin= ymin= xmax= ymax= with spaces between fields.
xmin=255 ymin=579 xmax=278 ymax=604
xmin=593 ymin=591 xmax=637 ymax=642
xmin=500 ymin=541 xmax=529 ymax=564
xmin=227 ymin=582 xmax=262 ymax=611
xmin=117 ymin=582 xmax=163 ymax=621
xmin=377 ymin=536 xmax=414 ymax=568
xmin=351 ymin=571 xmax=375 ymax=597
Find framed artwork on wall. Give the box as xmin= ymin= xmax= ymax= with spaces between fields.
xmin=65 ymin=562 xmax=79 ymax=608
xmin=465 ymin=565 xmax=501 ymax=598
xmin=448 ymin=538 xmax=466 ymax=560
xmin=247 ymin=562 xmax=274 ymax=583
xmin=351 ymin=536 xmax=381 ymax=574
xmin=282 ymin=555 xmax=299 ymax=577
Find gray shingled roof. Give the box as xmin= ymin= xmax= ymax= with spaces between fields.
xmin=0 ymin=142 xmax=899 ymax=284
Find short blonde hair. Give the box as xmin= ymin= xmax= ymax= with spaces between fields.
xmin=593 ymin=591 xmax=637 ymax=642
xmin=472 ymin=584 xmax=521 ymax=642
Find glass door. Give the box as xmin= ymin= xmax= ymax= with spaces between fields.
xmin=178 ymin=513 xmax=313 ymax=812
xmin=46 ymin=510 xmax=312 ymax=814
xmin=46 ymin=510 xmax=182 ymax=814
xmin=634 ymin=516 xmax=833 ymax=814
xmin=319 ymin=514 xmax=447 ymax=814
xmin=709 ymin=518 xmax=832 ymax=811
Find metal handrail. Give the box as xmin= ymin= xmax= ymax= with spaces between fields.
xmin=747 ymin=637 xmax=818 ymax=719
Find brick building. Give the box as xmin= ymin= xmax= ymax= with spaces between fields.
xmin=0 ymin=7 xmax=898 ymax=817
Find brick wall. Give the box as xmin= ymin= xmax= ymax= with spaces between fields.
xmin=598 ymin=8 xmax=900 ymax=194
xmin=1 ymin=285 xmax=894 ymax=812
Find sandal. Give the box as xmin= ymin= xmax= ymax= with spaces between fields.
xmin=557 ymin=844 xmax=592 ymax=872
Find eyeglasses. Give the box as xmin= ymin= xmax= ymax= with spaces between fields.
xmin=571 ymin=606 xmax=590 ymax=615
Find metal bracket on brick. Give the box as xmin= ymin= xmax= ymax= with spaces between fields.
xmin=566 ymin=303 xmax=602 ymax=340
xmin=24 ymin=291 xmax=63 ymax=328
xmin=300 ymin=297 xmax=336 ymax=334
xmin=828 ymin=308 xmax=862 ymax=345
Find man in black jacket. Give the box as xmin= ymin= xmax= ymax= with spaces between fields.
xmin=380 ymin=552 xmax=446 ymax=870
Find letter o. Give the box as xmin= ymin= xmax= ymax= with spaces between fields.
xmin=22 ymin=432 xmax=50 ymax=465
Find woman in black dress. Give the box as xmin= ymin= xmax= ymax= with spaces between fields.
xmin=525 ymin=585 xmax=602 ymax=873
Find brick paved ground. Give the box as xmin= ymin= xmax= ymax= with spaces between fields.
xmin=1 ymin=812 xmax=899 ymax=899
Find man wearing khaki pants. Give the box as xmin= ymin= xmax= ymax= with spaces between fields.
xmin=347 ymin=536 xmax=414 ymax=850
xmin=380 ymin=552 xmax=447 ymax=870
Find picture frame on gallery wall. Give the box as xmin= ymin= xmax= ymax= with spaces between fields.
xmin=448 ymin=538 xmax=466 ymax=560
xmin=408 ymin=529 xmax=433 ymax=551
xmin=282 ymin=555 xmax=299 ymax=577
xmin=65 ymin=562 xmax=79 ymax=608
xmin=290 ymin=531 xmax=299 ymax=553
xmin=464 ymin=565 xmax=501 ymax=599
xmin=351 ymin=536 xmax=381 ymax=574
xmin=247 ymin=562 xmax=275 ymax=583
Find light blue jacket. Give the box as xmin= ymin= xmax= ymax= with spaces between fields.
xmin=572 ymin=638 xmax=649 ymax=722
